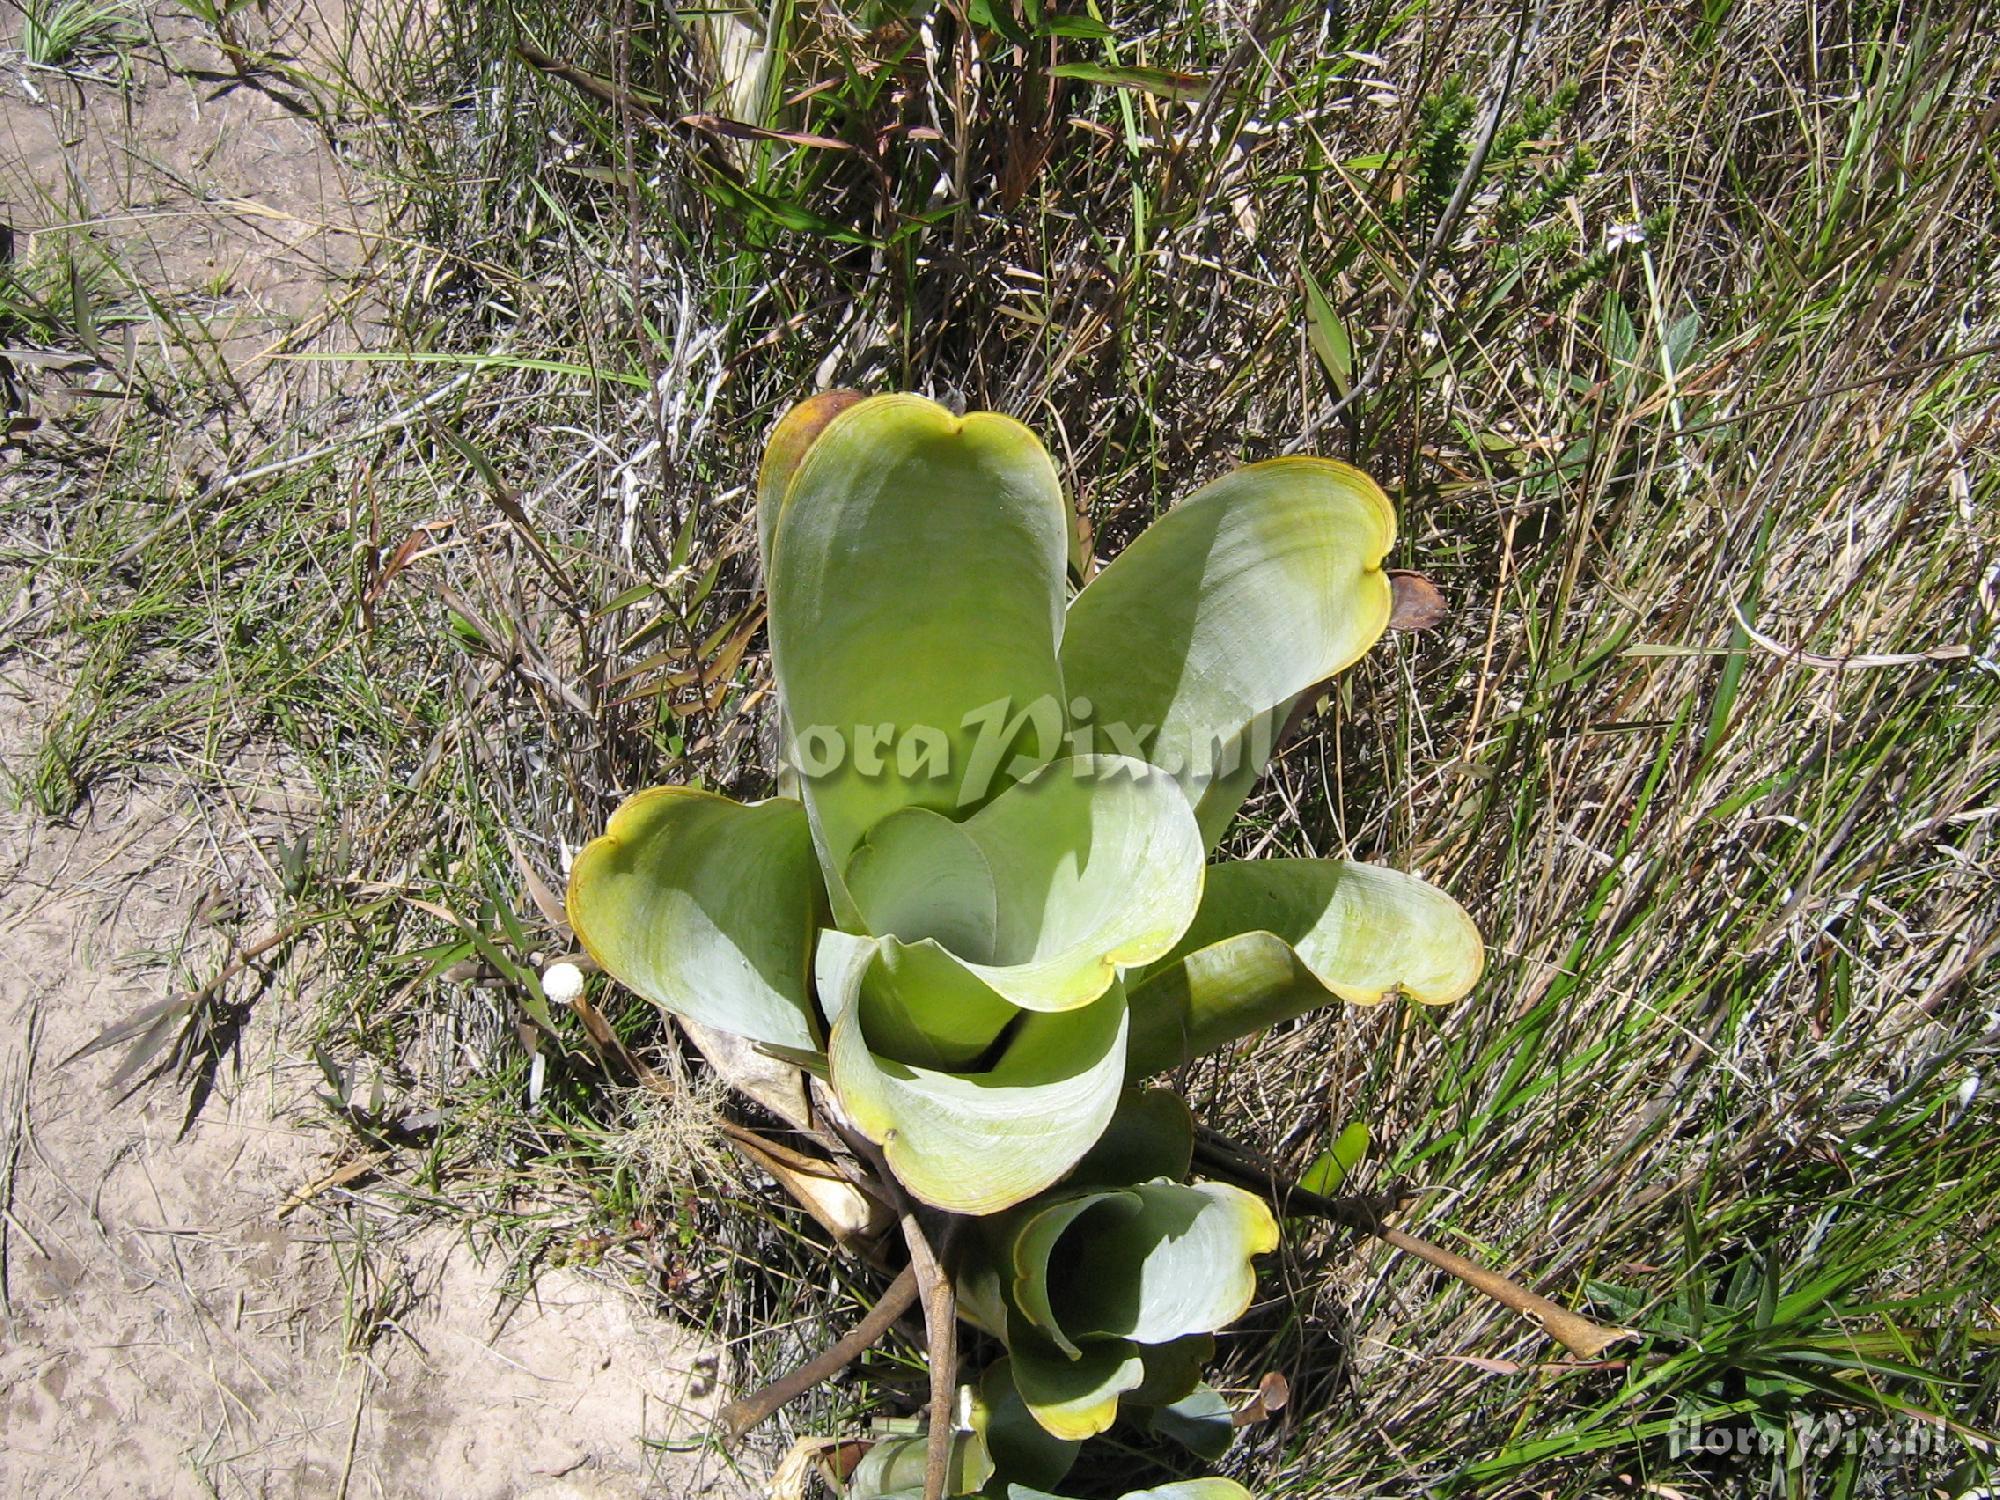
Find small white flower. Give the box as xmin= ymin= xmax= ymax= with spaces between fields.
xmin=1605 ymin=222 xmax=1647 ymax=251
xmin=542 ymin=961 xmax=585 ymax=1006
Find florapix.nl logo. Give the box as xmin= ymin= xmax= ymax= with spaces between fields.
xmin=777 ymin=694 xmax=1284 ymax=805
xmin=1668 ymin=1409 xmax=1962 ymax=1462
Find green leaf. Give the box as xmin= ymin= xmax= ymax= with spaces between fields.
xmin=847 ymin=807 xmax=1001 ymax=973
xmin=566 ymin=789 xmax=824 ymax=1051
xmin=1060 ymin=459 xmax=1397 ymax=850
xmin=820 ymin=931 xmax=1130 ymax=1214
xmin=850 ymin=756 xmax=1205 ymax=1013
xmin=1301 ymin=265 xmax=1353 ymax=397
xmin=1062 ymin=1088 xmax=1194 ymax=1189
xmin=756 ymin=390 xmax=863 ymax=569
xmin=1125 ymin=1333 xmax=1214 ymax=1407
xmin=1145 ymin=1382 xmax=1236 ymax=1461
xmin=847 ymin=1427 xmax=992 ymax=1498
xmin=1009 ymin=1190 xmax=1122 ymax=1358
xmin=1185 ymin=699 xmax=1294 ymax=848
xmin=764 ymin=394 xmax=1071 ymax=917
xmin=1005 ymin=1329 xmax=1146 ymax=1441
xmin=693 ymin=160 xmax=879 ymax=244
xmin=967 ymin=0 xmax=1032 ymax=44
xmin=1126 ymin=859 xmax=1483 ymax=1078
xmin=1037 ymin=14 xmax=1114 ymax=38
xmin=466 ymin=923 xmax=557 ymax=1034
xmin=976 ymin=1359 xmax=1081 ymax=1490
xmin=854 ymin=936 xmax=1021 ymax=1070
xmin=1300 ymin=1120 xmax=1370 ymax=1197
xmin=1049 ymin=62 xmax=1210 ymax=101
xmin=999 ymin=1481 xmax=1256 ymax=1500
xmin=1013 ymin=1181 xmax=1279 ymax=1349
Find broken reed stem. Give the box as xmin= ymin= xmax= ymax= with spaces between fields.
xmin=1371 ymin=1223 xmax=1634 ymax=1361
xmin=718 ymin=1266 xmax=920 ymax=1440
xmin=900 ymin=1210 xmax=957 ymax=1500
xmin=1192 ymin=1135 xmax=1633 ymax=1360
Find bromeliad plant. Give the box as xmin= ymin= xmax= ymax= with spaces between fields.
xmin=566 ymin=392 xmax=1490 ymax=1498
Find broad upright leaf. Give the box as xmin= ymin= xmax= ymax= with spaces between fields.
xmin=820 ymin=930 xmax=1130 ymax=1214
xmin=756 ymin=389 xmax=865 ymax=806
xmin=1187 ymin=698 xmax=1293 ymax=848
xmin=765 ymin=394 xmax=1070 ymax=912
xmin=1125 ymin=859 xmax=1483 ymax=1077
xmin=755 ymin=388 xmax=864 ymax=569
xmin=1060 ymin=458 xmax=1396 ymax=847
xmin=566 ymin=788 xmax=823 ymax=1051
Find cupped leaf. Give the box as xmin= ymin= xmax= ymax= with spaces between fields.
xmin=954 ymin=1093 xmax=1200 ymax=1341
xmin=1126 ymin=858 xmax=1484 ymax=1078
xmin=842 ymin=1366 xmax=1097 ymax=1498
xmin=1019 ymin=1181 xmax=1278 ymax=1349
xmin=1010 ymin=1189 xmax=1127 ymax=1358
xmin=1060 ymin=458 xmax=1396 ymax=848
xmin=895 ymin=755 xmax=1204 ymax=1012
xmin=821 ymin=931 xmax=1130 ymax=1214
xmin=1004 ymin=1325 xmax=1146 ymax=1442
xmin=854 ymin=935 xmax=1020 ymax=1071
xmin=847 ymin=1428 xmax=992 ymax=1499
xmin=566 ymin=788 xmax=823 ymax=1051
xmin=847 ymin=805 xmax=999 ymax=958
xmin=765 ymin=394 xmax=1071 ymax=911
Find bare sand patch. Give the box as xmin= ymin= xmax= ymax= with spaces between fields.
xmin=0 ymin=662 xmax=747 ymax=1498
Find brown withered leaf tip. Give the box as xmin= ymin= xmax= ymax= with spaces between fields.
xmin=1388 ymin=570 xmax=1448 ymax=632
xmin=1232 ymin=1371 xmax=1291 ymax=1428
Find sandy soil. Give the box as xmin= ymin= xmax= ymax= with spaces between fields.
xmin=0 ymin=701 xmax=740 ymax=1497
xmin=1 ymin=11 xmax=756 ymax=1497
xmin=2 ymin=0 xmax=385 ymax=422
